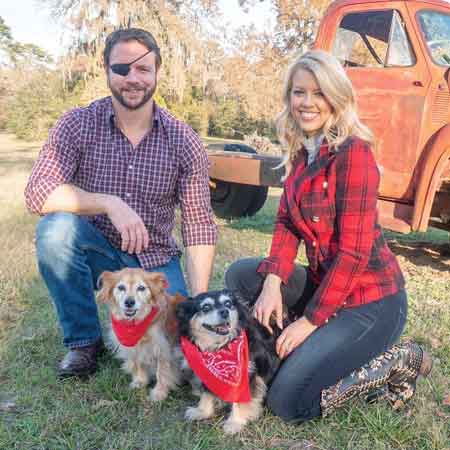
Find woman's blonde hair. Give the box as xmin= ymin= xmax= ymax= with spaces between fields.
xmin=276 ymin=49 xmax=374 ymax=166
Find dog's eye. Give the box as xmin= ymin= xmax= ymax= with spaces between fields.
xmin=201 ymin=304 xmax=212 ymax=313
xmin=136 ymin=285 xmax=146 ymax=292
xmin=223 ymin=300 xmax=234 ymax=308
xmin=117 ymin=285 xmax=126 ymax=292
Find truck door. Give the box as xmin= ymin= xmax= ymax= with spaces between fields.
xmin=329 ymin=3 xmax=431 ymax=202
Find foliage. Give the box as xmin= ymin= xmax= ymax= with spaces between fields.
xmin=207 ymin=96 xmax=244 ymax=138
xmin=3 ymin=71 xmax=83 ymax=141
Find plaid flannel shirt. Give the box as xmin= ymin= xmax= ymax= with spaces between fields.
xmin=25 ymin=97 xmax=217 ymax=270
xmin=258 ymin=136 xmax=405 ymax=326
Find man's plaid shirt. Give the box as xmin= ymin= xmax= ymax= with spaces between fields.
xmin=25 ymin=97 xmax=217 ymax=269
xmin=258 ymin=137 xmax=405 ymax=326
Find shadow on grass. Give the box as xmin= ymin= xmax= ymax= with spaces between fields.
xmin=222 ymin=195 xmax=278 ymax=236
xmin=385 ymin=228 xmax=450 ymax=272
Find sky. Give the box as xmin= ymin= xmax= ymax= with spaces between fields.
xmin=0 ymin=0 xmax=274 ymax=59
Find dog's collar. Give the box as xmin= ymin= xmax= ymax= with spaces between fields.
xmin=180 ymin=330 xmax=250 ymax=403
xmin=111 ymin=307 xmax=159 ymax=347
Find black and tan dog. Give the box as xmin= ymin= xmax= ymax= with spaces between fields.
xmin=176 ymin=289 xmax=280 ymax=434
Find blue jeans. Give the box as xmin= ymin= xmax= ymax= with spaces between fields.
xmin=36 ymin=212 xmax=187 ymax=349
xmin=225 ymin=257 xmax=407 ymax=422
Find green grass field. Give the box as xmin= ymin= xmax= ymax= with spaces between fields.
xmin=0 ymin=133 xmax=449 ymax=450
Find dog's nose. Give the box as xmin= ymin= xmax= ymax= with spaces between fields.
xmin=124 ymin=297 xmax=135 ymax=308
xmin=219 ymin=308 xmax=229 ymax=319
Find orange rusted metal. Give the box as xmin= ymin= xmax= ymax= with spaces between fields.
xmin=208 ymin=147 xmax=284 ymax=187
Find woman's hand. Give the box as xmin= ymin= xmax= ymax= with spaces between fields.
xmin=276 ymin=316 xmax=318 ymax=359
xmin=253 ymin=274 xmax=283 ymax=334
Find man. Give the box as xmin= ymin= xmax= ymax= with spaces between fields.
xmin=24 ymin=28 xmax=217 ymax=378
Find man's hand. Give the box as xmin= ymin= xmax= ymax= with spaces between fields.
xmin=253 ymin=274 xmax=283 ymax=334
xmin=276 ymin=316 xmax=317 ymax=359
xmin=40 ymin=185 xmax=149 ymax=254
xmin=106 ymin=197 xmax=149 ymax=254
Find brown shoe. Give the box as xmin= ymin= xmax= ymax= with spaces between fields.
xmin=57 ymin=340 xmax=105 ymax=379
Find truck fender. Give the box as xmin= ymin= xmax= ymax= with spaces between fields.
xmin=412 ymin=124 xmax=450 ymax=231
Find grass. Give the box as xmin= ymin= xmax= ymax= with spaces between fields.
xmin=0 ymin=132 xmax=449 ymax=450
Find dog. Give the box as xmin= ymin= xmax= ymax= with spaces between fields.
xmin=97 ymin=268 xmax=182 ymax=402
xmin=176 ymin=289 xmax=280 ymax=434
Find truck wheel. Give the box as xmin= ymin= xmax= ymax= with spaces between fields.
xmin=210 ymin=143 xmax=268 ymax=219
xmin=245 ymin=185 xmax=268 ymax=216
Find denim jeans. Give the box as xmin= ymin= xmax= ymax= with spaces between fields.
xmin=225 ymin=257 xmax=407 ymax=422
xmin=36 ymin=212 xmax=187 ymax=349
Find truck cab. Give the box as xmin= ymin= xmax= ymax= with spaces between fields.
xmin=207 ymin=0 xmax=450 ymax=234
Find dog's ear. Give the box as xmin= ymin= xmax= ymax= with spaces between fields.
xmin=175 ymin=297 xmax=196 ymax=321
xmin=143 ymin=272 xmax=169 ymax=295
xmin=175 ymin=297 xmax=198 ymax=337
xmin=228 ymin=289 xmax=251 ymax=309
xmin=96 ymin=271 xmax=117 ymax=303
xmin=169 ymin=293 xmax=187 ymax=308
xmin=228 ymin=289 xmax=253 ymax=328
xmin=228 ymin=289 xmax=251 ymax=313
xmin=166 ymin=293 xmax=187 ymax=334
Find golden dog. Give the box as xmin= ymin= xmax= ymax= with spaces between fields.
xmin=97 ymin=268 xmax=182 ymax=402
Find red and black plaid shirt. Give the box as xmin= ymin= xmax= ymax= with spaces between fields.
xmin=258 ymin=137 xmax=405 ymax=326
xmin=25 ymin=97 xmax=217 ymax=269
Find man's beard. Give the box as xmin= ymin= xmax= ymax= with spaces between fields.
xmin=109 ymin=81 xmax=156 ymax=111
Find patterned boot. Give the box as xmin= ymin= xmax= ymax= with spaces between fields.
xmin=320 ymin=341 xmax=433 ymax=417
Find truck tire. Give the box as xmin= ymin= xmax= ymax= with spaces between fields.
xmin=210 ymin=143 xmax=268 ymax=219
xmin=245 ymin=184 xmax=268 ymax=216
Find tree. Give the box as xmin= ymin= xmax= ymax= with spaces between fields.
xmin=0 ymin=16 xmax=53 ymax=67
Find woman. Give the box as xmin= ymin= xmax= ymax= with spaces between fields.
xmin=225 ymin=50 xmax=432 ymax=422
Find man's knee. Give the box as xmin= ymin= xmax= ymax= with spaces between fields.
xmin=36 ymin=212 xmax=85 ymax=257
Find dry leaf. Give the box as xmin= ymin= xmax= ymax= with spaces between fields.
xmin=429 ymin=337 xmax=441 ymax=349
xmin=288 ymin=441 xmax=318 ymax=450
xmin=0 ymin=401 xmax=16 ymax=412
xmin=443 ymin=393 xmax=450 ymax=406
xmin=92 ymin=399 xmax=118 ymax=410
xmin=22 ymin=334 xmax=36 ymax=341
xmin=436 ymin=410 xmax=450 ymax=419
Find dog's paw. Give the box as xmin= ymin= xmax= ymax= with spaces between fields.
xmin=185 ymin=406 xmax=210 ymax=421
xmin=191 ymin=386 xmax=202 ymax=397
xmin=129 ymin=379 xmax=147 ymax=389
xmin=148 ymin=387 xmax=168 ymax=402
xmin=223 ymin=419 xmax=243 ymax=435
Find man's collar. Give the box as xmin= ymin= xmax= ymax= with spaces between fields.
xmin=107 ymin=97 xmax=161 ymax=130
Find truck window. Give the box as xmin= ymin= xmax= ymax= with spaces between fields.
xmin=332 ymin=10 xmax=415 ymax=68
xmin=417 ymin=10 xmax=450 ymax=66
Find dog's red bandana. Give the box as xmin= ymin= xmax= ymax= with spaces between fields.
xmin=111 ymin=308 xmax=159 ymax=347
xmin=180 ymin=330 xmax=251 ymax=403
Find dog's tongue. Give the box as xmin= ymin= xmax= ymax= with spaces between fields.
xmin=216 ymin=324 xmax=230 ymax=333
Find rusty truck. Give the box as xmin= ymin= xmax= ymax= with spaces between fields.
xmin=206 ymin=0 xmax=450 ymax=236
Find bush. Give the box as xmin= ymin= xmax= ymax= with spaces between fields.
xmin=4 ymin=70 xmax=83 ymax=141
